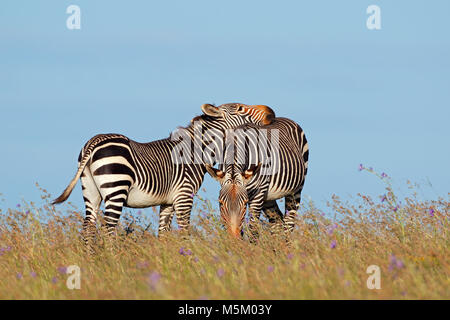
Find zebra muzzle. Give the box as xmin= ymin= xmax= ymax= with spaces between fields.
xmin=228 ymin=226 xmax=241 ymax=238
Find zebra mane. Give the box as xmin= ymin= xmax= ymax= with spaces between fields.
xmin=174 ymin=114 xmax=218 ymax=131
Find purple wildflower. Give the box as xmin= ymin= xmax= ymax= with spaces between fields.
xmin=327 ymin=223 xmax=338 ymax=236
xmin=380 ymin=195 xmax=387 ymax=202
xmin=137 ymin=261 xmax=149 ymax=269
xmin=57 ymin=266 xmax=67 ymax=274
xmin=193 ymin=257 xmax=199 ymax=263
xmin=287 ymin=253 xmax=294 ymax=260
xmin=267 ymin=265 xmax=274 ymax=273
xmin=389 ymin=254 xmax=404 ymax=271
xmin=147 ymin=271 xmax=161 ymax=290
xmin=393 ymin=205 xmax=400 ymax=212
xmin=217 ymin=268 xmax=225 ymax=278
xmin=388 ymin=264 xmax=394 ymax=272
xmin=330 ymin=240 xmax=337 ymax=249
xmin=358 ymin=164 xmax=364 ymax=171
xmin=16 ymin=273 xmax=23 ymax=279
xmin=179 ymin=247 xmax=192 ymax=256
xmin=381 ymin=172 xmax=388 ymax=178
xmin=30 ymin=271 xmax=37 ymax=278
xmin=16 ymin=204 xmax=21 ymax=208
xmin=428 ymin=208 xmax=435 ymax=217
xmin=389 ymin=254 xmax=397 ymax=264
xmin=51 ymin=277 xmax=58 ymax=284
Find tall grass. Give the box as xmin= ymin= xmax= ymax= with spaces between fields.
xmin=0 ymin=171 xmax=448 ymax=299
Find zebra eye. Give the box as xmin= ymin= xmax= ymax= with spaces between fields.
xmin=237 ymin=106 xmax=244 ymax=113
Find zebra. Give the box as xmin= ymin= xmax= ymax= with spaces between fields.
xmin=51 ymin=103 xmax=275 ymax=250
xmin=205 ymin=117 xmax=309 ymax=239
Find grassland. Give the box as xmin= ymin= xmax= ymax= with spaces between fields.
xmin=0 ymin=170 xmax=448 ymax=299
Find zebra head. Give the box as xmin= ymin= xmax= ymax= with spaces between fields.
xmin=206 ymin=163 xmax=262 ymax=238
xmin=200 ymin=103 xmax=275 ymax=126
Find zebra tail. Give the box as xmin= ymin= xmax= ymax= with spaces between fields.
xmin=301 ymin=132 xmax=309 ymax=176
xmin=51 ymin=148 xmax=92 ymax=205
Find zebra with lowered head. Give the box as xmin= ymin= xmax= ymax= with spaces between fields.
xmin=205 ymin=116 xmax=309 ymax=239
xmin=52 ymin=103 xmax=275 ymax=250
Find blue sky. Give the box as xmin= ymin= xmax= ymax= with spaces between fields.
xmin=1 ymin=1 xmax=449 ymax=214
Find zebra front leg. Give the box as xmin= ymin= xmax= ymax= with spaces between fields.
xmin=247 ymin=198 xmax=264 ymax=243
xmin=284 ymin=191 xmax=301 ymax=236
xmin=262 ymin=200 xmax=284 ymax=236
xmin=158 ymin=204 xmax=175 ymax=237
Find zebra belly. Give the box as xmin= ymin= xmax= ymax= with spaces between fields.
xmin=265 ymin=170 xmax=304 ymax=201
xmin=266 ymin=189 xmax=291 ymax=201
xmin=266 ymin=185 xmax=301 ymax=201
xmin=125 ymin=188 xmax=168 ymax=208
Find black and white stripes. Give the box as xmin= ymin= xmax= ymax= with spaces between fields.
xmin=206 ymin=117 xmax=309 ymax=239
xmin=52 ymin=103 xmax=276 ymax=250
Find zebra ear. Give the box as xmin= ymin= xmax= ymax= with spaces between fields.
xmin=259 ymin=105 xmax=276 ymax=125
xmin=243 ymin=162 xmax=262 ymax=182
xmin=201 ymin=104 xmax=222 ymax=117
xmin=205 ymin=164 xmax=225 ymax=182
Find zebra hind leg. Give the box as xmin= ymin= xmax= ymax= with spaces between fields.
xmin=262 ymin=200 xmax=284 ymax=236
xmin=98 ymin=184 xmax=129 ymax=252
xmin=103 ymin=196 xmax=127 ymax=237
xmin=97 ymin=196 xmax=126 ymax=253
xmin=81 ymin=170 xmax=101 ymax=255
xmin=284 ymin=191 xmax=301 ymax=237
xmin=158 ymin=205 xmax=175 ymax=238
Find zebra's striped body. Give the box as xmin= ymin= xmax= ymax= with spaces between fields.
xmin=52 ymin=103 xmax=275 ymax=249
xmin=206 ymin=117 xmax=309 ymax=238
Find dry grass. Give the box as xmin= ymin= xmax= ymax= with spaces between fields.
xmin=0 ymin=171 xmax=448 ymax=299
